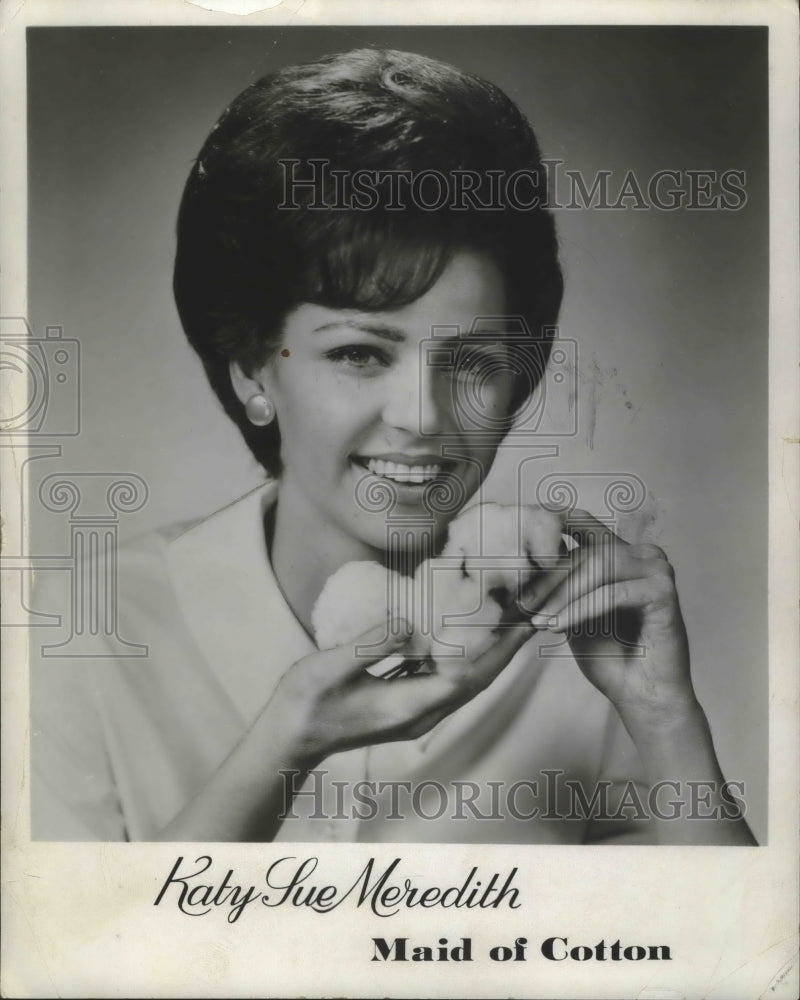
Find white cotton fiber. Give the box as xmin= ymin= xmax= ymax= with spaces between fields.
xmin=424 ymin=561 xmax=503 ymax=662
xmin=442 ymin=502 xmax=563 ymax=595
xmin=517 ymin=504 xmax=564 ymax=565
xmin=442 ymin=502 xmax=516 ymax=560
xmin=443 ymin=501 xmax=562 ymax=561
xmin=311 ymin=560 xmax=401 ymax=650
xmin=312 ymin=503 xmax=564 ymax=671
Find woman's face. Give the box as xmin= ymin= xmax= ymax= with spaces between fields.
xmin=234 ymin=250 xmax=516 ymax=555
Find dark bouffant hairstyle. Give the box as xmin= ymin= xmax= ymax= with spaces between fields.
xmin=173 ymin=48 xmax=563 ymax=476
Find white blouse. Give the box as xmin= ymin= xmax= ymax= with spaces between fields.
xmin=30 ymin=483 xmax=651 ymax=843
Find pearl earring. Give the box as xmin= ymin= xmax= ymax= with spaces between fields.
xmin=245 ymin=393 xmax=275 ymax=426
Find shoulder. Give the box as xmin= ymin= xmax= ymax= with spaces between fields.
xmin=116 ymin=480 xmax=279 ymax=595
xmin=29 ymin=481 xmax=279 ymax=667
xmin=155 ymin=479 xmax=278 ymax=549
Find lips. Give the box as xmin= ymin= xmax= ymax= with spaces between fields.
xmin=352 ymin=453 xmax=450 ymax=485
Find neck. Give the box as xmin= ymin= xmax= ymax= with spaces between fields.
xmin=268 ymin=475 xmax=383 ymax=636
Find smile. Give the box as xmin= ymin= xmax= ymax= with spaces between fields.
xmin=354 ymin=456 xmax=446 ymax=484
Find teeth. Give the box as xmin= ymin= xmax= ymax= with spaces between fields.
xmin=364 ymin=458 xmax=442 ymax=483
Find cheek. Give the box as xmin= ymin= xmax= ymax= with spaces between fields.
xmin=481 ymin=378 xmax=514 ymax=410
xmin=274 ymin=366 xmax=378 ymax=450
xmin=489 ymin=372 xmax=517 ymax=415
xmin=453 ymin=376 xmax=515 ymax=429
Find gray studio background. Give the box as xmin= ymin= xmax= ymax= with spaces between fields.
xmin=27 ymin=26 xmax=768 ymax=841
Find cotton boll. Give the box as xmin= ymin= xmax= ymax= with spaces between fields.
xmin=440 ymin=503 xmax=487 ymax=560
xmin=434 ymin=565 xmax=504 ymax=661
xmin=411 ymin=558 xmax=504 ymax=665
xmin=310 ymin=499 xmax=562 ymax=675
xmin=447 ymin=503 xmax=519 ymax=559
xmin=444 ymin=502 xmax=562 ymax=561
xmin=517 ymin=504 xmax=564 ymax=566
xmin=311 ymin=560 xmax=400 ymax=650
xmin=441 ymin=502 xmax=564 ymax=608
xmin=442 ymin=502 xmax=531 ymax=594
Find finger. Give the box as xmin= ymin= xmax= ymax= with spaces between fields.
xmin=531 ymin=543 xmax=651 ymax=621
xmin=366 ymin=683 xmax=461 ymax=742
xmin=515 ymin=548 xmax=575 ymax=617
xmin=629 ymin=542 xmax=669 ymax=562
xmin=344 ymin=671 xmax=462 ymax=740
xmin=315 ymin=619 xmax=411 ymax=681
xmin=544 ymin=580 xmax=651 ymax=633
xmin=371 ymin=620 xmax=534 ymax=720
xmin=441 ymin=620 xmax=535 ymax=694
xmin=564 ymin=508 xmax=628 ymax=548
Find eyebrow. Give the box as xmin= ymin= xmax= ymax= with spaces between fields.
xmin=312 ymin=319 xmax=405 ymax=342
xmin=311 ymin=318 xmax=512 ymax=342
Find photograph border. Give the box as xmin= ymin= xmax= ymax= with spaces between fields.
xmin=2 ymin=1 xmax=798 ymax=998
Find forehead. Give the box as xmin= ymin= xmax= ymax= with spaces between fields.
xmin=283 ymin=250 xmax=507 ymax=343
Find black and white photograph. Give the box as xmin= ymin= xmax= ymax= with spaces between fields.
xmin=2 ymin=1 xmax=798 ymax=997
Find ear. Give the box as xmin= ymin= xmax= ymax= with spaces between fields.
xmin=229 ymin=359 xmax=275 ymax=406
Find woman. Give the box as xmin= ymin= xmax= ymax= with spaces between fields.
xmin=31 ymin=48 xmax=755 ymax=845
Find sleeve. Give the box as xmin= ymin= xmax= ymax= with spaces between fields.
xmin=583 ymin=703 xmax=656 ymax=845
xmin=29 ymin=572 xmax=128 ymax=841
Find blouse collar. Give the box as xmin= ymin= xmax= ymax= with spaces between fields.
xmin=163 ymin=482 xmax=317 ymax=724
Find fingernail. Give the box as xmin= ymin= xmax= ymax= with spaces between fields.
xmin=378 ymin=653 xmax=406 ymax=670
xmin=530 ymin=612 xmax=560 ymax=629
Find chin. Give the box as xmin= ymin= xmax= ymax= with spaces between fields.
xmin=347 ymin=510 xmax=447 ymax=560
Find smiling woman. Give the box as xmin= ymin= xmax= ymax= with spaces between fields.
xmin=172 ymin=48 xmax=561 ymax=481
xmin=30 ymin=45 xmax=757 ymax=846
xmin=228 ymin=250 xmax=513 ymax=622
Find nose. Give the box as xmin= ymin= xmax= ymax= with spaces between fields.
xmin=380 ymin=351 xmax=445 ymax=436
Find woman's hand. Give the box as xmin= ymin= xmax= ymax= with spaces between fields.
xmin=268 ymin=614 xmax=538 ymax=768
xmin=521 ymin=509 xmax=755 ymax=845
xmin=154 ymin=608 xmax=536 ymax=842
xmin=523 ymin=509 xmax=697 ymax=725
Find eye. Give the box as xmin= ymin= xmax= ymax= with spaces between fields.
xmin=324 ymin=344 xmax=391 ymax=372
